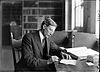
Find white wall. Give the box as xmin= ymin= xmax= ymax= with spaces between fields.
xmin=90 ymin=1 xmax=96 ymax=33
xmin=95 ymin=0 xmax=99 ymax=38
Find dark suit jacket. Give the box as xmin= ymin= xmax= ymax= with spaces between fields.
xmin=17 ymin=31 xmax=62 ymax=72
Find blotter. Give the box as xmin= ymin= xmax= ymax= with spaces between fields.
xmin=60 ymin=59 xmax=77 ymax=65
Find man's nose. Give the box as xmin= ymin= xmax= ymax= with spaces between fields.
xmin=50 ymin=31 xmax=54 ymax=35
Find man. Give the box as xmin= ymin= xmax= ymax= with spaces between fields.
xmin=17 ymin=17 xmax=67 ymax=72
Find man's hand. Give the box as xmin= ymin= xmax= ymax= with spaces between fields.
xmin=59 ymin=47 xmax=68 ymax=53
xmin=47 ymin=56 xmax=59 ymax=64
xmin=51 ymin=56 xmax=59 ymax=62
xmin=61 ymin=52 xmax=72 ymax=60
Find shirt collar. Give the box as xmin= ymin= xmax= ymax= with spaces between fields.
xmin=39 ymin=31 xmax=45 ymax=43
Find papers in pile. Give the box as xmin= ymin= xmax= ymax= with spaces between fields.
xmin=66 ymin=47 xmax=99 ymax=60
xmin=60 ymin=59 xmax=77 ymax=65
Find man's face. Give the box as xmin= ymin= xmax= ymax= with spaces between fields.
xmin=43 ymin=25 xmax=56 ymax=38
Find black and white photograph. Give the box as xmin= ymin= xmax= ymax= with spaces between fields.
xmin=0 ymin=0 xmax=99 ymax=72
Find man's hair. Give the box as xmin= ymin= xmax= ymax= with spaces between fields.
xmin=41 ymin=17 xmax=57 ymax=29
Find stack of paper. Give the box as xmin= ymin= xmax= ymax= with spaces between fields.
xmin=66 ymin=47 xmax=99 ymax=60
xmin=60 ymin=59 xmax=77 ymax=65
xmin=86 ymin=48 xmax=99 ymax=56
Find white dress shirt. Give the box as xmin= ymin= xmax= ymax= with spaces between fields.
xmin=39 ymin=31 xmax=45 ymax=43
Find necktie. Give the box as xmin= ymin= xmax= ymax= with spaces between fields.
xmin=42 ymin=38 xmax=47 ymax=59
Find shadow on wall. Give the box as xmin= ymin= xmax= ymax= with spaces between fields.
xmin=2 ymin=25 xmax=11 ymax=46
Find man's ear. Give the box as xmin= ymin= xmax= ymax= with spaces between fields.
xmin=43 ymin=24 xmax=47 ymax=29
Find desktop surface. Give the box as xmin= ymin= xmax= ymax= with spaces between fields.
xmin=55 ymin=59 xmax=98 ymax=72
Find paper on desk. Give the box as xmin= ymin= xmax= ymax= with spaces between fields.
xmin=66 ymin=47 xmax=99 ymax=59
xmin=86 ymin=48 xmax=99 ymax=56
xmin=66 ymin=47 xmax=88 ymax=57
xmin=86 ymin=62 xmax=94 ymax=66
xmin=60 ymin=59 xmax=77 ymax=65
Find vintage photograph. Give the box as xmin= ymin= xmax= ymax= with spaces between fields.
xmin=0 ymin=0 xmax=99 ymax=72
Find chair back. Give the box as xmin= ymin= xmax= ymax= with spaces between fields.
xmin=11 ymin=38 xmax=22 ymax=64
xmin=11 ymin=32 xmax=22 ymax=72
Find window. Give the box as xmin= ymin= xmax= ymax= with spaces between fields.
xmin=95 ymin=0 xmax=99 ymax=38
xmin=71 ymin=0 xmax=84 ymax=31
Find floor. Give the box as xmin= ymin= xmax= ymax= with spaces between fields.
xmin=0 ymin=46 xmax=14 ymax=71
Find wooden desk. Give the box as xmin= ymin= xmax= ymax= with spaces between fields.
xmin=55 ymin=60 xmax=98 ymax=72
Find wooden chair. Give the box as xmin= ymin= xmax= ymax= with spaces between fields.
xmin=11 ymin=33 xmax=22 ymax=71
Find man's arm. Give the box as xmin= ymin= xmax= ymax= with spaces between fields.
xmin=49 ymin=38 xmax=68 ymax=59
xmin=22 ymin=34 xmax=48 ymax=68
xmin=49 ymin=39 xmax=62 ymax=58
xmin=49 ymin=38 xmax=66 ymax=50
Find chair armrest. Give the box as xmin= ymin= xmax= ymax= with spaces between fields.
xmin=12 ymin=39 xmax=22 ymax=48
